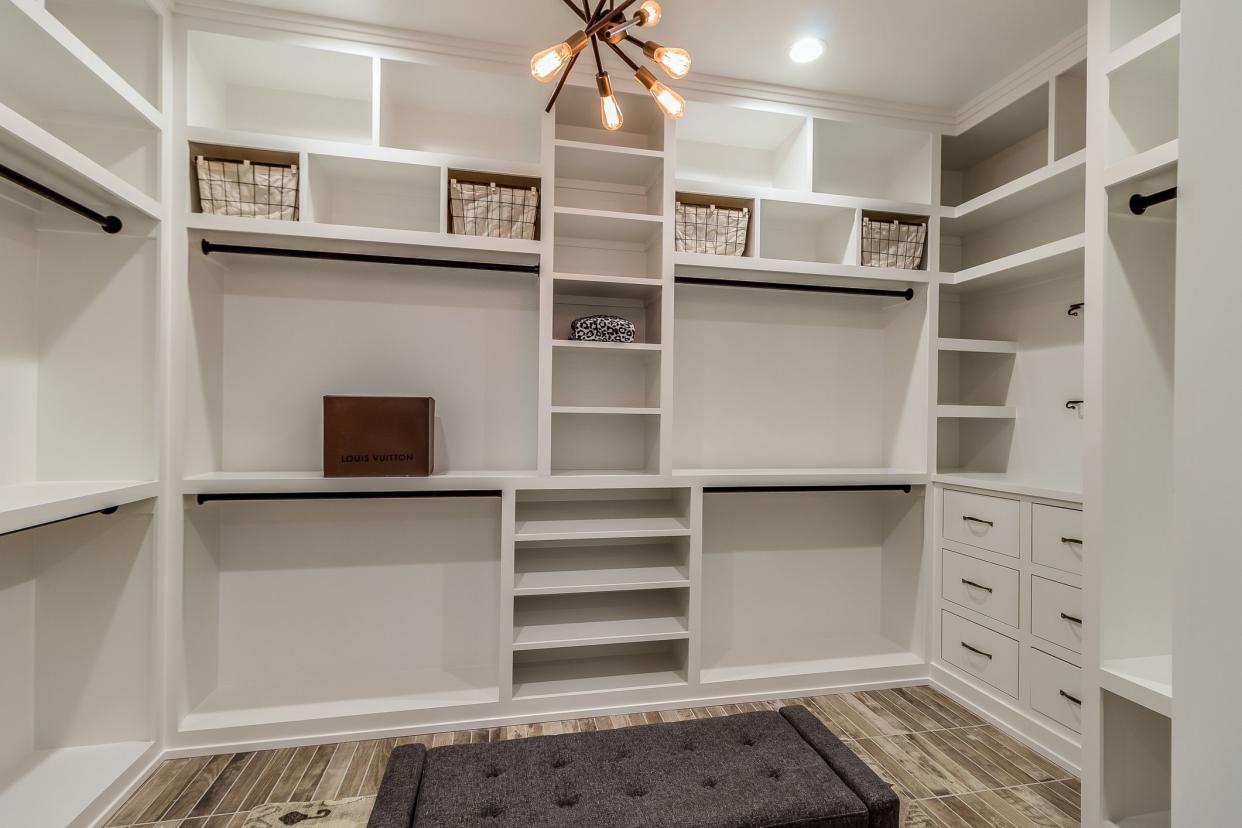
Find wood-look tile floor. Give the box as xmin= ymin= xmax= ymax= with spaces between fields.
xmin=106 ymin=686 xmax=1079 ymax=828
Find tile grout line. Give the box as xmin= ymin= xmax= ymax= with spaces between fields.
xmin=912 ymin=775 xmax=1081 ymax=802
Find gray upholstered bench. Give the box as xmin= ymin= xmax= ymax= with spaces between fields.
xmin=367 ymin=705 xmax=898 ymax=828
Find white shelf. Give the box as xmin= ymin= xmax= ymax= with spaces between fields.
xmin=554 ymin=138 xmax=664 ymax=159
xmin=180 ymin=670 xmax=499 ymax=732
xmin=936 ymin=405 xmax=1018 ymax=419
xmin=1106 ymin=812 xmax=1172 ymax=828
xmin=512 ymin=651 xmax=686 ymax=700
xmin=1101 ymin=655 xmax=1173 ymax=717
xmin=0 ymin=480 xmax=159 ymax=536
xmin=554 ymin=206 xmax=663 ymax=244
xmin=676 ymin=468 xmax=927 ymax=488
xmin=941 ymin=151 xmax=1086 ymax=236
xmin=553 ymin=272 xmax=663 ymax=300
xmin=0 ymin=101 xmax=163 ymax=222
xmin=551 ymin=406 xmax=661 ymax=416
xmin=512 ymin=615 xmax=689 ymax=651
xmin=702 ymin=640 xmax=924 ymax=685
xmin=937 ymin=338 xmax=1019 ymax=354
xmin=514 ymin=516 xmax=691 ymax=542
xmin=674 ymin=176 xmax=933 ymax=217
xmin=1108 ymin=14 xmax=1181 ymax=75
xmin=187 ymin=213 xmax=543 ymax=259
xmin=675 ymin=251 xmax=931 ymax=286
xmin=0 ymin=741 xmax=154 ymax=828
xmin=514 ymin=565 xmax=690 ymax=596
xmin=553 ymin=340 xmax=663 ymax=352
xmin=933 ymin=472 xmax=1083 ymax=503
xmin=947 ymin=234 xmax=1086 ymax=289
xmin=183 ymin=471 xmax=535 ymax=495
xmin=1104 ymin=140 xmax=1179 ymax=189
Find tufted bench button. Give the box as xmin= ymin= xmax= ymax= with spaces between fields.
xmin=552 ymin=757 xmax=569 ymax=769
xmin=680 ymin=740 xmax=695 ymax=752
xmin=768 ymin=768 xmax=783 ymax=780
xmin=484 ymin=765 xmax=504 ymax=779
xmin=613 ymin=748 xmax=632 ymax=760
xmin=702 ymin=778 xmax=718 ymax=789
xmin=625 ymin=784 xmax=649 ymax=798
xmin=480 ymin=803 xmax=505 ymax=819
xmin=556 ymin=793 xmax=580 ymax=808
xmin=742 ymin=737 xmax=756 ymax=747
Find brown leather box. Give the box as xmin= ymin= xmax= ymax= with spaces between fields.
xmin=323 ymin=396 xmax=435 ymax=477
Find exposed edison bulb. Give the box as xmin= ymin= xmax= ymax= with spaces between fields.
xmin=596 ymin=72 xmax=624 ymax=131
xmin=643 ymin=41 xmax=691 ymax=79
xmin=530 ymin=31 xmax=588 ymax=82
xmin=636 ymin=0 xmax=662 ymax=26
xmin=635 ymin=66 xmax=684 ymax=119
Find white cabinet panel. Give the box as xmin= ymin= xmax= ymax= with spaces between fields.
xmin=1032 ymin=504 xmax=1084 ymax=574
xmin=942 ymin=610 xmax=1020 ymax=698
xmin=943 ymin=490 xmax=1020 ymax=558
xmin=942 ymin=548 xmax=1020 ymax=627
xmin=1031 ymin=575 xmax=1083 ymax=654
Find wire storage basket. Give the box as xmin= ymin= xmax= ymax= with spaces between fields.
xmin=195 ymin=156 xmax=299 ymax=221
xmin=675 ymin=197 xmax=751 ymax=256
xmin=861 ymin=213 xmax=928 ymax=270
xmin=449 ymin=174 xmax=540 ymax=241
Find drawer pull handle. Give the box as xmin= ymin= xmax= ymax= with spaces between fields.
xmin=961 ymin=579 xmax=993 ymax=593
xmin=1061 ymin=537 xmax=1083 ymax=545
xmin=1060 ymin=690 xmax=1082 ymax=706
xmin=961 ymin=642 xmax=993 ymax=659
xmin=963 ymin=516 xmax=994 ymax=527
xmin=1060 ymin=612 xmax=1083 ymax=625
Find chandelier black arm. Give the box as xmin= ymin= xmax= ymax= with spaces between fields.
xmin=544 ymin=49 xmax=582 ymax=112
xmin=585 ymin=0 xmax=638 ymax=37
xmin=605 ymin=37 xmax=642 ymax=72
xmin=560 ymin=0 xmax=588 ymax=22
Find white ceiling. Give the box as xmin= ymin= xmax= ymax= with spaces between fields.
xmin=216 ymin=0 xmax=1086 ymax=111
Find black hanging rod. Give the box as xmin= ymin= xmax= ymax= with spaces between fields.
xmin=195 ymin=490 xmax=503 ymax=505
xmin=704 ymin=484 xmax=913 ymax=494
xmin=676 ymin=275 xmax=914 ymax=301
xmin=200 ymin=240 xmax=540 ymax=275
xmin=0 ymin=162 xmax=122 ymax=234
xmin=1129 ymin=187 xmax=1177 ymax=216
xmin=1 ymin=506 xmax=118 ymax=539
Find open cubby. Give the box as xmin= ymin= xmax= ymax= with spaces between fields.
xmin=553 ymin=209 xmax=662 ymax=279
xmin=45 ymin=0 xmax=162 ymax=109
xmin=759 ymin=200 xmax=858 ymax=265
xmin=514 ymin=489 xmax=691 ymax=540
xmin=187 ymin=31 xmax=373 ymax=143
xmin=861 ymin=210 xmax=931 ymax=272
xmin=188 ymin=141 xmax=301 ymax=217
xmin=0 ymin=506 xmax=154 ymax=824
xmin=379 ymin=60 xmax=542 ymax=163
xmin=185 ymin=236 xmax=539 ymax=477
xmin=551 ymin=413 xmax=661 ymax=476
xmin=936 ymin=272 xmax=1084 ymax=490
xmin=513 ymin=589 xmax=688 ymax=650
xmin=552 ymin=346 xmax=661 ymax=409
xmin=555 ymin=142 xmax=663 ymax=216
xmin=552 ymin=276 xmax=663 ymax=344
xmin=1054 ymin=61 xmax=1088 ymax=161
xmin=940 ymin=188 xmax=1083 ymax=274
xmin=513 ymin=537 xmax=689 ymax=596
xmin=554 ymin=84 xmax=664 ymax=152
xmin=449 ymin=168 xmax=543 ymax=241
xmin=1107 ymin=32 xmax=1179 ymax=165
xmin=1110 ymin=0 xmax=1180 ymax=51
xmin=0 ymin=1 xmax=161 ymax=198
xmin=701 ymin=489 xmax=924 ymax=683
xmin=675 ymin=191 xmax=755 ymax=258
xmin=1100 ymin=692 xmax=1171 ymax=827
xmin=181 ymin=497 xmax=501 ymax=732
xmin=0 ymin=196 xmax=158 ymax=490
xmin=812 ymin=119 xmax=934 ymax=204
xmin=942 ymin=85 xmax=1050 ymax=207
xmin=673 ymin=281 xmax=928 ymax=471
xmin=676 ymin=102 xmax=811 ymax=190
xmin=307 ymin=155 xmax=440 ymax=232
xmin=512 ymin=641 xmax=687 ymax=700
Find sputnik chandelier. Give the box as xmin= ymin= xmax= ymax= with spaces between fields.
xmin=532 ymin=0 xmax=691 ymax=129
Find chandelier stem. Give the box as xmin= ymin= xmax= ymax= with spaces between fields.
xmin=605 ymin=38 xmax=641 ymax=72
xmin=585 ymin=0 xmax=638 ymax=38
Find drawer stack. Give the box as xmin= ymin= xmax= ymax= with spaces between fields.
xmin=937 ymin=487 xmax=1084 ymax=741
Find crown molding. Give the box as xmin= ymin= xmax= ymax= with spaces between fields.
xmin=955 ymin=26 xmax=1089 ymax=130
xmin=171 ymin=0 xmax=1085 ymax=135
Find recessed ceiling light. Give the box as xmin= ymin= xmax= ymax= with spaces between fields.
xmin=789 ymin=37 xmax=825 ymax=64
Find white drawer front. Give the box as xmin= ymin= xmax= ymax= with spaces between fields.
xmin=1032 ymin=504 xmax=1084 ymax=574
xmin=941 ymin=610 xmax=1020 ymax=698
xmin=942 ymin=549 xmax=1020 ymax=627
xmin=942 ymin=490 xmax=1020 ymax=558
xmin=1028 ymin=648 xmax=1082 ymax=733
xmin=1031 ymin=576 xmax=1084 ymax=654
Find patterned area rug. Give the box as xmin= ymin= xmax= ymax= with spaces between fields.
xmin=243 ymin=797 xmax=373 ymax=827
